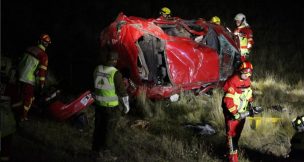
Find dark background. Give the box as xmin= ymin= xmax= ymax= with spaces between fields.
xmin=2 ymin=0 xmax=303 ymax=93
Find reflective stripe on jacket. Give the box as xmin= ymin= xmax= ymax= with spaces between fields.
xmin=234 ymin=25 xmax=253 ymax=56
xmin=94 ymin=65 xmax=119 ymax=107
xmin=239 ymin=37 xmax=249 ymax=55
xmin=225 ymin=87 xmax=252 ymax=113
xmin=223 ymin=74 xmax=252 ymax=116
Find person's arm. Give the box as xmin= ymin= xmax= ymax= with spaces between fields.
xmin=223 ymin=76 xmax=242 ymax=119
xmin=224 ymin=86 xmax=238 ymax=117
xmin=37 ymin=52 xmax=48 ymax=89
xmin=114 ymin=71 xmax=127 ymax=97
xmin=244 ymin=27 xmax=254 ymax=49
xmin=114 ymin=71 xmax=130 ymax=113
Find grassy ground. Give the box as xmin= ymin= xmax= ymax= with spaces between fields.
xmin=10 ymin=75 xmax=304 ymax=161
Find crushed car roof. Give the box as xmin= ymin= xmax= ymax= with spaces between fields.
xmin=100 ymin=13 xmax=241 ymax=99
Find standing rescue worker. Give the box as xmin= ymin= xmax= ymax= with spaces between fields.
xmin=92 ymin=46 xmax=130 ymax=159
xmin=233 ymin=13 xmax=254 ymax=62
xmin=222 ymin=61 xmax=259 ymax=162
xmin=18 ymin=34 xmax=51 ymax=121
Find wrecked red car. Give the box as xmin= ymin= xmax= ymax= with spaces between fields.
xmin=100 ymin=13 xmax=241 ymax=100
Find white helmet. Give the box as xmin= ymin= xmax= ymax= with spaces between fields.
xmin=234 ymin=13 xmax=249 ymax=26
xmin=234 ymin=13 xmax=246 ymax=21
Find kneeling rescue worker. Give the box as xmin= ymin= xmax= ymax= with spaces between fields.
xmin=222 ymin=61 xmax=262 ymax=162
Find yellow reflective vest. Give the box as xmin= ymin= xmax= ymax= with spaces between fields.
xmin=234 ymin=25 xmax=253 ymax=56
xmin=94 ymin=65 xmax=119 ymax=107
xmin=18 ymin=53 xmax=40 ymax=85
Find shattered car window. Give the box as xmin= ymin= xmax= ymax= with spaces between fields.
xmin=218 ymin=34 xmax=239 ymax=80
xmin=159 ymin=24 xmax=192 ymax=38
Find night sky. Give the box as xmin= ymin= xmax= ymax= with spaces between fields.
xmin=2 ymin=0 xmax=303 ymax=93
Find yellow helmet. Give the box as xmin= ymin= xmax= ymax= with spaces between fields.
xmin=211 ymin=16 xmax=221 ymax=25
xmin=160 ymin=7 xmax=171 ymax=15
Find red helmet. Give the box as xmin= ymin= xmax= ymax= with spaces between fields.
xmin=40 ymin=34 xmax=51 ymax=44
xmin=239 ymin=61 xmax=253 ymax=74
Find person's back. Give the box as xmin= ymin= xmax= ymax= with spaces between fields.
xmin=92 ymin=46 xmax=130 ymax=160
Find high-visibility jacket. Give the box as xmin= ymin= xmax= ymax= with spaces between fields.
xmin=223 ymin=74 xmax=253 ymax=116
xmin=94 ymin=65 xmax=119 ymax=107
xmin=19 ymin=44 xmax=48 ymax=86
xmin=234 ymin=25 xmax=254 ymax=56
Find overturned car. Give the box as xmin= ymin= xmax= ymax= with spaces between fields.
xmin=100 ymin=13 xmax=241 ymax=100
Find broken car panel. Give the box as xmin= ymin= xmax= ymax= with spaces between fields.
xmin=100 ymin=13 xmax=241 ymax=100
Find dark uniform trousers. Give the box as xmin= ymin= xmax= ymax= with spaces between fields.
xmin=92 ymin=104 xmax=120 ymax=152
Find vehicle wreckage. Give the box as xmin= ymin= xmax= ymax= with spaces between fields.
xmin=0 ymin=12 xmax=242 ymax=122
xmin=100 ymin=13 xmax=241 ymax=100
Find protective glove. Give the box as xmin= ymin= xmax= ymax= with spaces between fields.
xmin=247 ymin=43 xmax=252 ymax=49
xmin=122 ymin=96 xmax=130 ymax=114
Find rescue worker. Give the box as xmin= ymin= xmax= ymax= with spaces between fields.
xmin=210 ymin=16 xmax=221 ymax=25
xmin=233 ymin=13 xmax=254 ymax=62
xmin=18 ymin=33 xmax=51 ymax=121
xmin=222 ymin=61 xmax=261 ymax=162
xmin=92 ymin=46 xmax=130 ymax=159
xmin=158 ymin=7 xmax=172 ymax=20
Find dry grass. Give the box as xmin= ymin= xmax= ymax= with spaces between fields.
xmin=114 ymin=74 xmax=303 ymax=160
xmin=13 ymin=74 xmax=303 ymax=161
